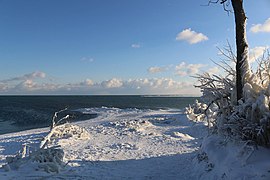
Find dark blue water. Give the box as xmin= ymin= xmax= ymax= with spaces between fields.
xmin=0 ymin=95 xmax=197 ymax=134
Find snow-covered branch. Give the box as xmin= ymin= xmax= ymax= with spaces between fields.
xmin=187 ymin=47 xmax=270 ymax=146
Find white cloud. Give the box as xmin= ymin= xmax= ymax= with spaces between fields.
xmin=250 ymin=18 xmax=270 ymax=33
xmin=39 ymin=83 xmax=61 ymax=91
xmin=14 ymin=79 xmax=39 ymax=91
xmin=28 ymin=71 xmax=46 ymax=79
xmin=81 ymin=57 xmax=94 ymax=63
xmin=1 ymin=71 xmax=46 ymax=83
xmin=249 ymin=46 xmax=269 ymax=63
xmin=101 ymin=78 xmax=123 ymax=88
xmin=131 ymin=44 xmax=141 ymax=48
xmin=85 ymin=79 xmax=94 ymax=86
xmin=0 ymin=69 xmax=201 ymax=95
xmin=176 ymin=28 xmax=208 ymax=44
xmin=175 ymin=62 xmax=205 ymax=76
xmin=207 ymin=67 xmax=220 ymax=75
xmin=0 ymin=82 xmax=8 ymax=91
xmin=23 ymin=80 xmax=36 ymax=88
xmin=80 ymin=79 xmax=94 ymax=86
xmin=147 ymin=66 xmax=166 ymax=74
xmin=0 ymin=71 xmax=58 ymax=93
xmin=0 ymin=72 xmax=200 ymax=95
xmin=122 ymin=78 xmax=196 ymax=94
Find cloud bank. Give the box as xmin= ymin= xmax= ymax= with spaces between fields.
xmin=3 ymin=62 xmax=223 ymax=95
xmin=146 ymin=62 xmax=218 ymax=77
xmin=0 ymin=72 xmax=199 ymax=95
xmin=175 ymin=62 xmax=205 ymax=76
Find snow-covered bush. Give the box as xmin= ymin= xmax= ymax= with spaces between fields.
xmin=2 ymin=109 xmax=90 ymax=174
xmin=32 ymin=146 xmax=65 ymax=173
xmin=40 ymin=108 xmax=90 ymax=149
xmin=2 ymin=145 xmax=65 ymax=173
xmin=40 ymin=123 xmax=90 ymax=149
xmin=185 ymin=100 xmax=208 ymax=122
xmin=192 ymin=46 xmax=270 ymax=146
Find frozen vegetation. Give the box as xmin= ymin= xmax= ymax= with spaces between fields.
xmin=186 ymin=100 xmax=270 ymax=179
xmin=194 ymin=49 xmax=270 ymax=145
xmin=187 ymin=48 xmax=270 ymax=179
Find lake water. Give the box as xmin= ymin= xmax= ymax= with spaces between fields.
xmin=0 ymin=95 xmax=198 ymax=134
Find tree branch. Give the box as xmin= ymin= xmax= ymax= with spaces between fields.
xmin=202 ymin=0 xmax=232 ymax=15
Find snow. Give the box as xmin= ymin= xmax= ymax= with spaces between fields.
xmin=0 ymin=107 xmax=206 ymax=179
xmin=1 ymin=106 xmax=270 ymax=179
xmin=195 ymin=135 xmax=270 ymax=179
xmin=186 ymin=99 xmax=270 ymax=180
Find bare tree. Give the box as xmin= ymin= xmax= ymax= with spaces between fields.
xmin=208 ymin=0 xmax=250 ymax=101
xmin=231 ymin=0 xmax=250 ymax=101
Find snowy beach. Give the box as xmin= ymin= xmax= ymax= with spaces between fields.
xmin=0 ymin=107 xmax=207 ymax=179
xmin=1 ymin=107 xmax=270 ymax=179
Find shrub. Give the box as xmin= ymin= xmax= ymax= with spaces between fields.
xmin=192 ymin=46 xmax=270 ymax=146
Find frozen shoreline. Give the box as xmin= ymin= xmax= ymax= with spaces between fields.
xmin=0 ymin=108 xmax=207 ymax=179
xmin=1 ymin=107 xmax=269 ymax=179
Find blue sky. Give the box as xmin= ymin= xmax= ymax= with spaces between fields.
xmin=0 ymin=0 xmax=269 ymax=95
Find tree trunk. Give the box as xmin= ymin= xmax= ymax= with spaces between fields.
xmin=231 ymin=0 xmax=250 ymax=102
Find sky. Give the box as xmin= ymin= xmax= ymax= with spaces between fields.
xmin=0 ymin=0 xmax=269 ymax=95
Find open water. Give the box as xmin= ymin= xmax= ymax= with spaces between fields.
xmin=0 ymin=95 xmax=198 ymax=134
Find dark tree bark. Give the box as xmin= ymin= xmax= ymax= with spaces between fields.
xmin=208 ymin=0 xmax=250 ymax=101
xmin=231 ymin=0 xmax=250 ymax=101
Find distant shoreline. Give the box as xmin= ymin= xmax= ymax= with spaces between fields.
xmin=0 ymin=94 xmax=200 ymax=97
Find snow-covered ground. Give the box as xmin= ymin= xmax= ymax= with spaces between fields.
xmin=0 ymin=107 xmax=270 ymax=179
xmin=196 ymin=135 xmax=270 ymax=180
